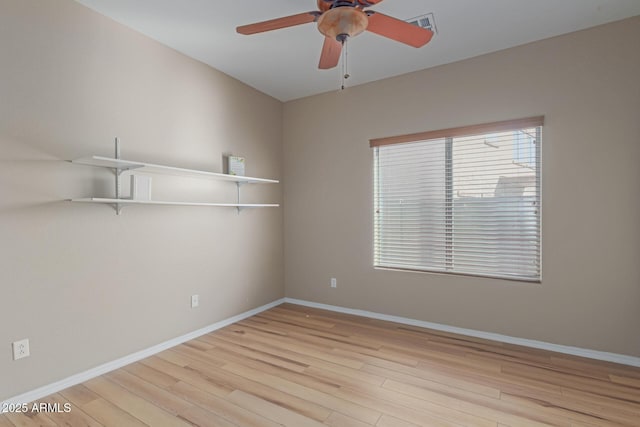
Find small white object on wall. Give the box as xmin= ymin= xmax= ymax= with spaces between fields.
xmin=12 ymin=339 xmax=30 ymax=360
xmin=130 ymin=175 xmax=152 ymax=201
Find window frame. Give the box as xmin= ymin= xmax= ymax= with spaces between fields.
xmin=371 ymin=116 xmax=543 ymax=283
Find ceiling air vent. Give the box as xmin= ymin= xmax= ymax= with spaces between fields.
xmin=406 ymin=13 xmax=437 ymax=34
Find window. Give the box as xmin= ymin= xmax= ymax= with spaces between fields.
xmin=371 ymin=117 xmax=542 ymax=282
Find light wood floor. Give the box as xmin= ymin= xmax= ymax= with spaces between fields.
xmin=2 ymin=304 xmax=640 ymax=427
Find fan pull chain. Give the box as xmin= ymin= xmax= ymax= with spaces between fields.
xmin=341 ymin=38 xmax=350 ymax=91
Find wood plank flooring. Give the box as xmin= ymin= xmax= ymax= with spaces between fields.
xmin=2 ymin=303 xmax=640 ymax=426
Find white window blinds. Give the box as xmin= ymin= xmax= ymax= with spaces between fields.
xmin=372 ymin=117 xmax=542 ymax=282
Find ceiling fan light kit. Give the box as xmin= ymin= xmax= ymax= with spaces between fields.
xmin=317 ymin=7 xmax=368 ymax=42
xmin=236 ymin=0 xmax=434 ymax=71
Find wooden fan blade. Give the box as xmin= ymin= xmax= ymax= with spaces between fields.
xmin=237 ymin=12 xmax=317 ymax=35
xmin=366 ymin=12 xmax=433 ymax=47
xmin=318 ymin=36 xmax=342 ymax=69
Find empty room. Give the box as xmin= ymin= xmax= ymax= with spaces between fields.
xmin=1 ymin=0 xmax=640 ymax=426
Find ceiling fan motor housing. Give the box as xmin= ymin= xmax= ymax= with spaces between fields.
xmin=317 ymin=0 xmax=378 ymax=11
xmin=317 ymin=7 xmax=369 ymax=42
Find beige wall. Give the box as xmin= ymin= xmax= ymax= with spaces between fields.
xmin=0 ymin=0 xmax=283 ymax=400
xmin=283 ymin=17 xmax=640 ymax=357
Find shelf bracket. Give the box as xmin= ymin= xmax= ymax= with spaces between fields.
xmin=236 ymin=182 xmax=246 ymax=214
xmin=115 ymin=137 xmax=123 ymax=215
xmin=112 ymin=137 xmax=142 ymax=215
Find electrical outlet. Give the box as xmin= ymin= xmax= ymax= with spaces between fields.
xmin=330 ymin=278 xmax=337 ymax=288
xmin=191 ymin=294 xmax=199 ymax=308
xmin=12 ymin=339 xmax=30 ymax=360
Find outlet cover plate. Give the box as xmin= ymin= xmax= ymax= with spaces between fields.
xmin=12 ymin=339 xmax=30 ymax=360
xmin=191 ymin=294 xmax=199 ymax=308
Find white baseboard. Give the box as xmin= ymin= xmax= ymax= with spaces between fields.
xmin=1 ymin=298 xmax=285 ymax=409
xmin=284 ymin=298 xmax=640 ymax=368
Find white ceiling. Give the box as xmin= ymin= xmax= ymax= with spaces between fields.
xmin=75 ymin=0 xmax=640 ymax=101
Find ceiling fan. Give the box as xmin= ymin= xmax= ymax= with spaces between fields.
xmin=237 ymin=0 xmax=434 ymax=70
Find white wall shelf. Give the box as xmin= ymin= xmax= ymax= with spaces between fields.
xmin=72 ymin=198 xmax=279 ymax=209
xmin=72 ymin=155 xmax=279 ymax=184
xmin=70 ymin=138 xmax=279 ymax=215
